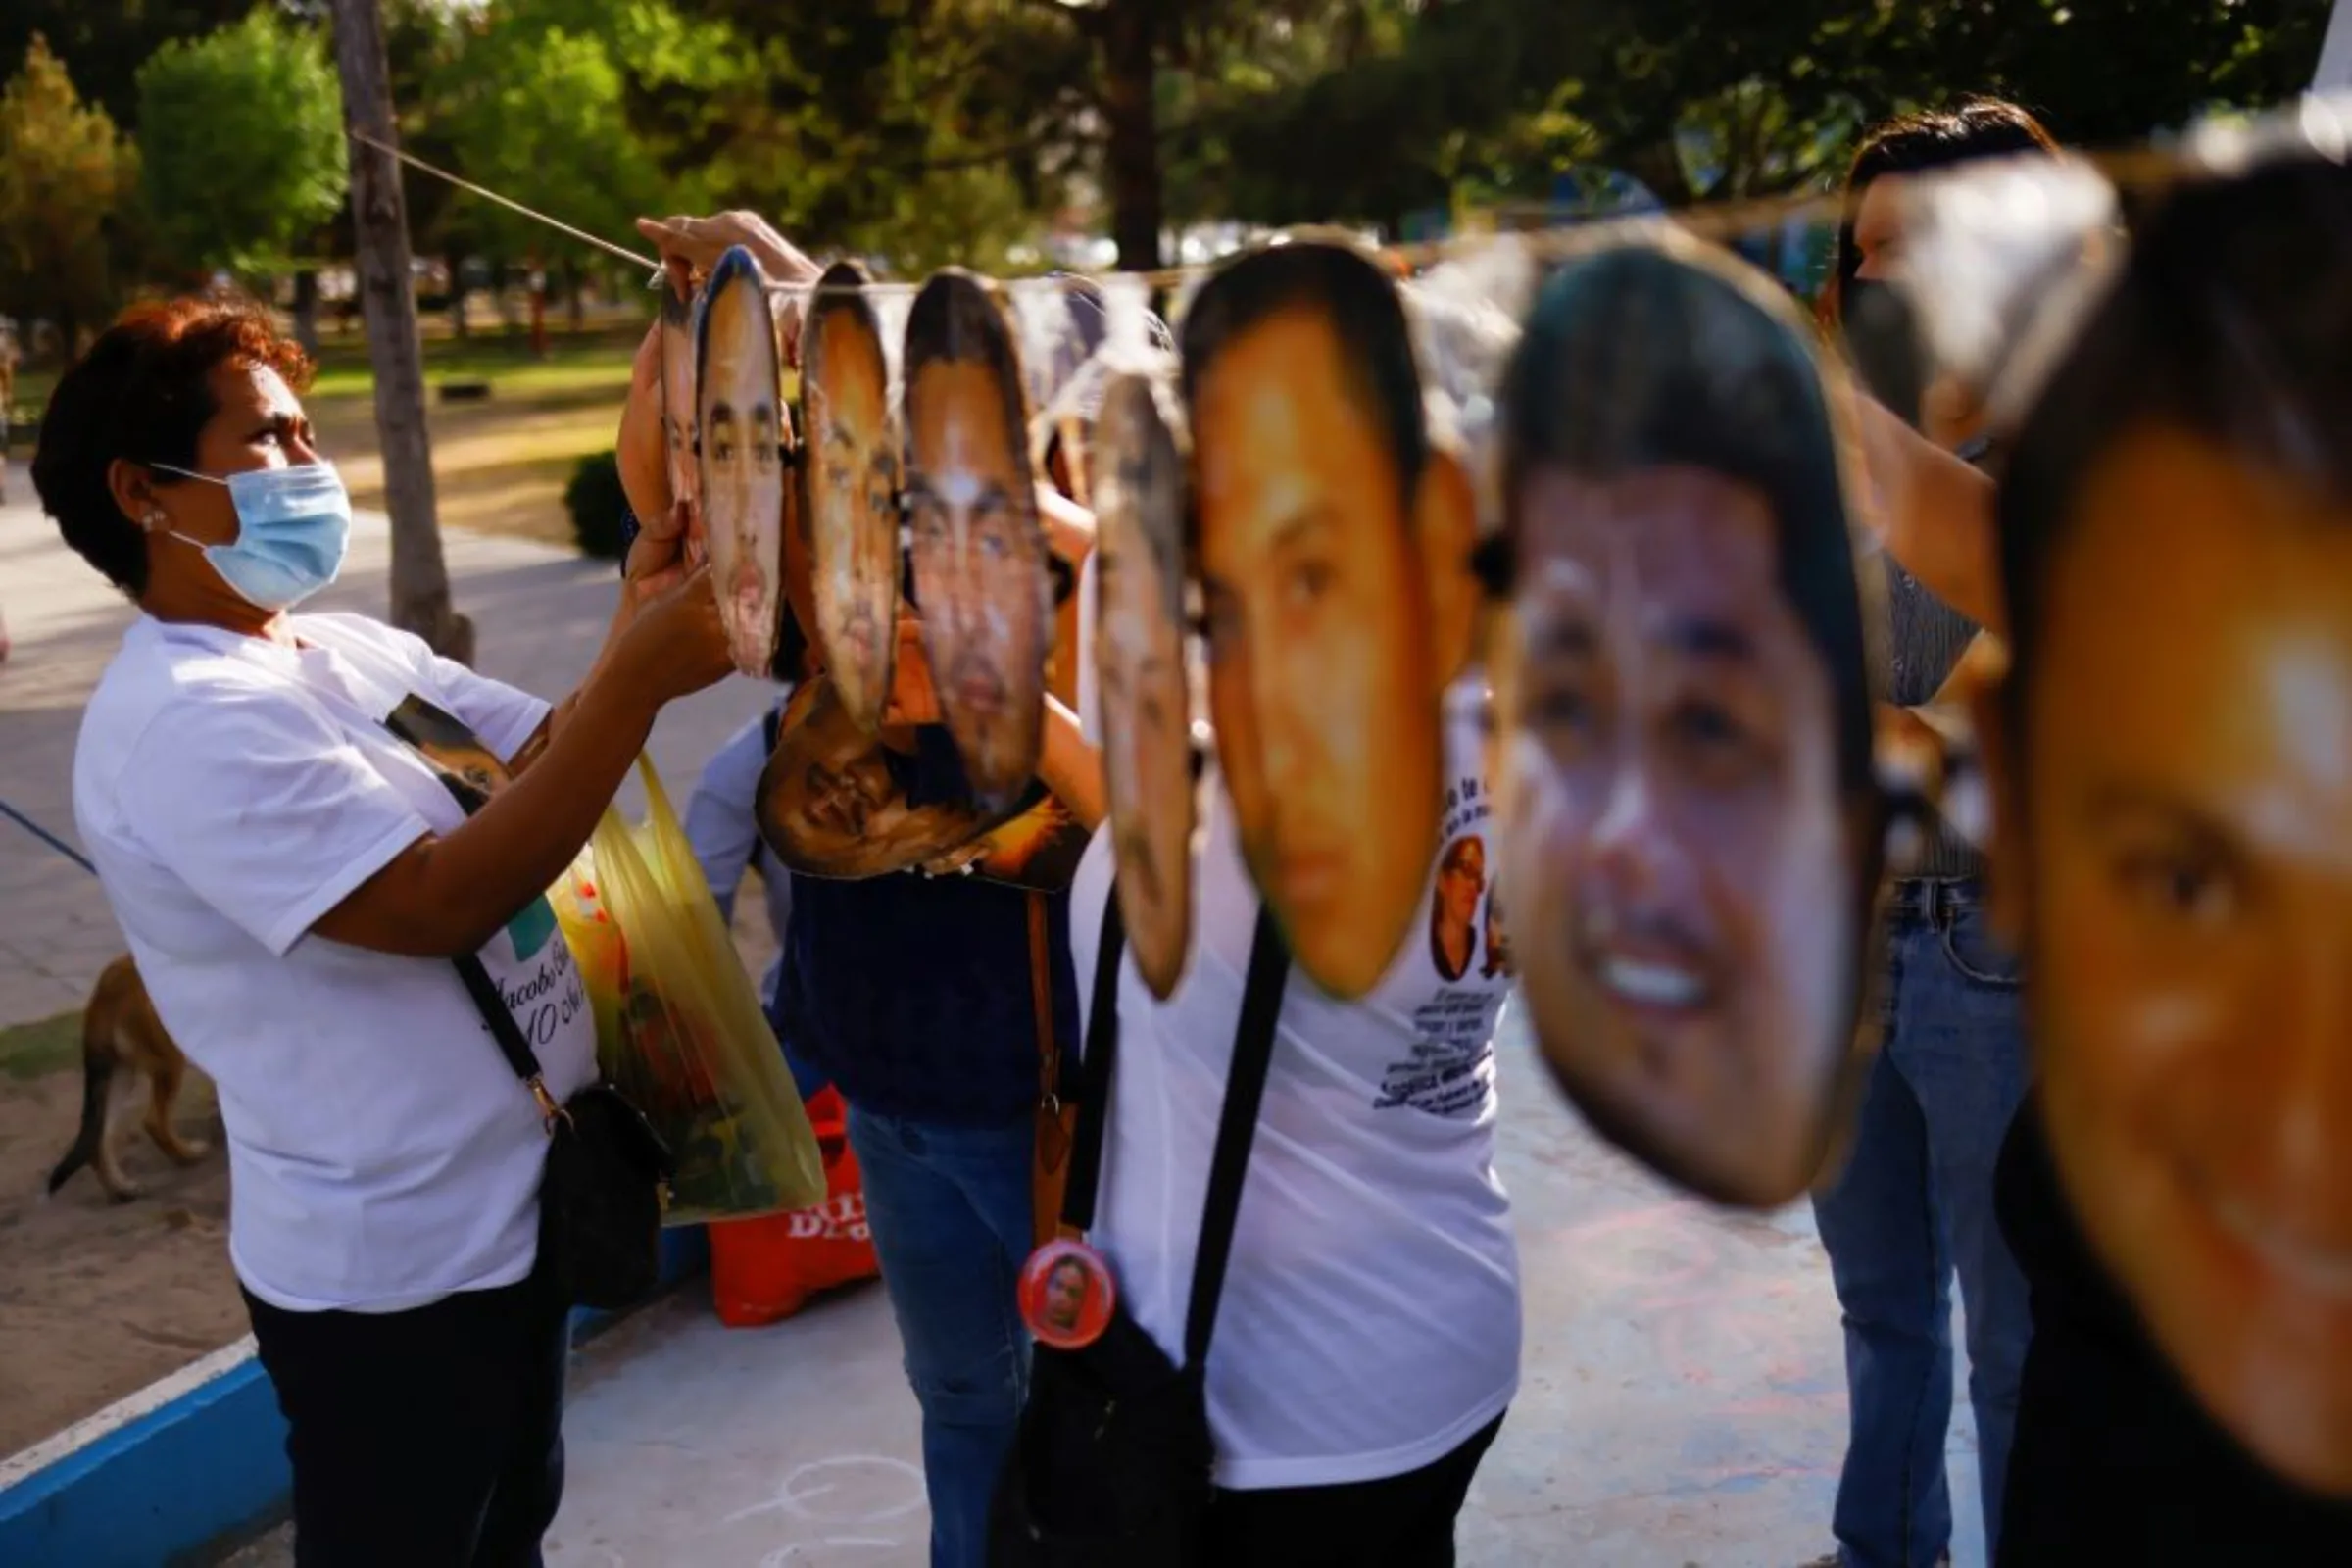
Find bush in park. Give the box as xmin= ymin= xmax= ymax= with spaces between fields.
xmin=564 ymin=449 xmax=632 ymax=561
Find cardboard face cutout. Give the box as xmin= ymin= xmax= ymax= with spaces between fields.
xmin=755 ymin=677 xmax=1090 ymax=891
xmin=902 ymin=270 xmax=1053 ymax=815
xmin=1486 ymin=233 xmax=1881 ymax=1210
xmin=1956 ymin=131 xmax=2352 ymax=1497
xmin=800 ymin=261 xmax=902 ymax=734
xmin=1180 ymin=239 xmax=1464 ymax=1002
xmin=659 ymin=284 xmax=701 ymax=548
xmin=1092 ymin=372 xmax=1196 ymax=999
xmin=696 ymin=245 xmax=790 ymax=677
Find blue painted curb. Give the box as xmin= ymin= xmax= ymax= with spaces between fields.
xmin=0 ymin=1227 xmax=709 ymax=1568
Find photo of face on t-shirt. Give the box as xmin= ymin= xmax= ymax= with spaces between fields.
xmin=384 ymin=694 xmax=511 ymax=815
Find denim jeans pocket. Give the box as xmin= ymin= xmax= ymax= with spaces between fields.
xmin=1938 ymin=902 xmax=2023 ymax=991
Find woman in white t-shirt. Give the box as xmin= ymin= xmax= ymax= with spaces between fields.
xmin=32 ymin=297 xmax=732 ymax=1568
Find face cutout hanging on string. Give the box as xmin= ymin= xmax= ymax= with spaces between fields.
xmin=800 ymin=259 xmax=902 ymax=734
xmin=1178 ymin=236 xmax=1478 ymax=1002
xmin=755 ymin=675 xmax=1089 ymax=890
xmin=1484 ymin=231 xmax=1884 ymax=1211
xmin=1092 ymin=371 xmax=1197 ymax=999
xmin=659 ymin=284 xmax=702 ymax=553
xmin=1957 ymin=132 xmax=2352 ymax=1498
xmin=696 ymin=245 xmax=791 ymax=677
xmin=902 ymin=269 xmax=1053 ymax=815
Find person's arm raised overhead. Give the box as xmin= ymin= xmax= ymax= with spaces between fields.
xmin=616 ymin=318 xmax=672 ymax=550
xmin=1854 ymin=394 xmax=2005 ymax=634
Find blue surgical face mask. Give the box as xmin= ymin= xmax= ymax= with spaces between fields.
xmin=151 ymin=461 xmax=353 ymax=611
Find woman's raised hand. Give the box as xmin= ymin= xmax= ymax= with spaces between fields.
xmin=635 ymin=211 xmax=820 ymax=299
xmin=612 ymin=561 xmax=735 ymax=710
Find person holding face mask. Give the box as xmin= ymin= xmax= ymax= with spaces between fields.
xmin=1802 ymin=100 xmax=2061 ymax=1568
xmin=618 ymin=217 xmax=1107 ymax=1568
xmin=36 ymin=297 xmax=733 ymax=1566
xmin=1062 ymin=244 xmax=1516 ymax=1567
xmin=1977 ymin=143 xmax=2352 ymax=1564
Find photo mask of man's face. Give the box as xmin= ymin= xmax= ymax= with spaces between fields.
xmin=1181 ymin=239 xmax=1472 ymax=1002
xmin=1970 ymin=145 xmax=2352 ymax=1494
xmin=801 ymin=262 xmax=902 ymax=734
xmin=1489 ymin=236 xmax=1879 ymax=1209
xmin=696 ymin=245 xmax=789 ymax=678
xmin=756 ymin=678 xmax=995 ymax=879
xmin=1093 ymin=371 xmax=1197 ymax=999
xmin=660 ymin=286 xmax=701 ymax=535
xmin=902 ymin=270 xmax=1052 ymax=815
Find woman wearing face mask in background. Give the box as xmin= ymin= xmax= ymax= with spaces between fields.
xmin=1804 ymin=100 xmax=2061 ymax=1568
xmin=33 ymin=298 xmax=733 ymax=1568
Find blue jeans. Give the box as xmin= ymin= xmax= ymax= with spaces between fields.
xmin=1813 ymin=880 xmax=2033 ymax=1568
xmin=847 ymin=1105 xmax=1035 ymax=1568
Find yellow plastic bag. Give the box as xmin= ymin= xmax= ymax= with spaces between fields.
xmin=564 ymin=754 xmax=827 ymax=1225
xmin=548 ymin=847 xmax=628 ymax=1070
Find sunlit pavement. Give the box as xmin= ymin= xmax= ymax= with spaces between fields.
xmin=224 ymin=1013 xmax=1987 ymax=1568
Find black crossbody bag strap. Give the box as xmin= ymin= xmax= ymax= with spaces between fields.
xmin=1057 ymin=890 xmax=1128 ymax=1234
xmin=1182 ymin=903 xmax=1289 ymax=1368
xmin=454 ymin=953 xmax=564 ymax=1122
xmin=1054 ymin=882 xmax=1292 ymax=1360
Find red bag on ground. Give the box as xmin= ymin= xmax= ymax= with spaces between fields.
xmin=708 ymin=1087 xmax=882 ymax=1326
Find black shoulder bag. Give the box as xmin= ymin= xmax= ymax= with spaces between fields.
xmin=988 ymin=891 xmax=1292 ymax=1566
xmin=453 ymin=956 xmax=676 ymax=1312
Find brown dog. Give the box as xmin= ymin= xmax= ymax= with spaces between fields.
xmin=45 ymin=955 xmax=209 ymax=1201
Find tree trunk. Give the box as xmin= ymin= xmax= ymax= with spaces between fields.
xmin=291 ymin=269 xmax=320 ymax=355
xmin=328 ymin=0 xmax=472 ymax=663
xmin=529 ymin=257 xmax=548 ymax=359
xmin=565 ymin=260 xmax=584 ymax=333
xmin=1100 ymin=1 xmax=1162 ymax=272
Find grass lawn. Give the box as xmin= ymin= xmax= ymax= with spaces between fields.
xmin=0 ymin=1007 xmax=79 ymax=1083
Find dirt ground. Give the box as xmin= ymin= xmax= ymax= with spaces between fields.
xmin=0 ymin=1054 xmax=240 ymax=1458
xmin=0 ymin=881 xmax=782 ymax=1462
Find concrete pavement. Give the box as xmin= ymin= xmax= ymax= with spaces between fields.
xmin=219 ymin=1016 xmax=1988 ymax=1568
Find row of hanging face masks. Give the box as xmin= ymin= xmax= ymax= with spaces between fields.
xmin=656 ymin=91 xmax=2352 ymax=1503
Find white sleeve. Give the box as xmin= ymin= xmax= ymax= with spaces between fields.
xmin=1067 ymin=822 xmax=1115 ymax=1054
xmin=118 ymin=681 xmax=433 ymax=957
xmin=682 ymin=715 xmax=771 ymax=922
xmin=421 ymin=650 xmax=553 ymax=765
xmin=338 ymin=614 xmax=554 ymax=763
xmin=1077 ymin=547 xmax=1102 ymax=748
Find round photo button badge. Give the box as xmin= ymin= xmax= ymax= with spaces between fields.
xmin=1018 ymin=1238 xmax=1116 ymax=1350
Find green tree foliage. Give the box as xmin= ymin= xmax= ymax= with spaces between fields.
xmin=429 ymin=4 xmax=674 ymax=270
xmin=0 ymin=1 xmax=257 ymax=131
xmin=134 ymin=8 xmax=349 ymax=282
xmin=0 ymin=34 xmax=137 ymax=348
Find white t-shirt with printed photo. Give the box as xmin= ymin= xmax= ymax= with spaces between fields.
xmin=1071 ymin=678 xmax=1522 ymax=1491
xmin=73 ymin=612 xmax=596 ymax=1314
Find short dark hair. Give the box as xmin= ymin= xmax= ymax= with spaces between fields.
xmin=1497 ymin=234 xmax=1879 ymax=801
xmin=33 ymin=296 xmax=313 ymax=598
xmin=1827 ymin=98 xmax=2063 ymax=324
xmin=903 ymin=267 xmax=1033 ymax=481
xmin=1178 ymin=235 xmax=1428 ymax=517
xmin=1998 ymin=149 xmax=2352 ymax=725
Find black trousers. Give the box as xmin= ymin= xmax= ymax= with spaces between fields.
xmin=1200 ymin=1411 xmax=1506 ymax=1568
xmin=244 ymin=1260 xmax=570 ymax=1568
